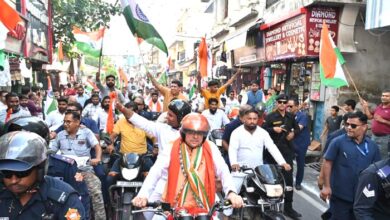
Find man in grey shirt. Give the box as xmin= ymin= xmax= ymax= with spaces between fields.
xmin=50 ymin=111 xmax=105 ymax=219
xmin=96 ymin=72 xmax=126 ymax=103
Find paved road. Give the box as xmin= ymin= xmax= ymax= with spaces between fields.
xmin=289 ymin=189 xmax=328 ymax=220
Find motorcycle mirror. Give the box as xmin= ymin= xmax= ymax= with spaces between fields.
xmin=246 ymin=187 xmax=255 ymax=193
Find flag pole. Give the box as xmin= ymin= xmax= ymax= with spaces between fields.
xmin=342 ymin=64 xmax=362 ymax=100
xmin=135 ymin=38 xmax=149 ymax=74
xmin=97 ymin=27 xmax=105 ymax=74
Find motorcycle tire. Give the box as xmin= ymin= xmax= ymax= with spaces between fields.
xmin=121 ymin=192 xmax=134 ymax=220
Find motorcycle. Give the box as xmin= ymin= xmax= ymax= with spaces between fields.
xmin=108 ymin=152 xmax=151 ymax=220
xmin=233 ymin=164 xmax=286 ymax=220
xmin=132 ymin=200 xmax=234 ymax=220
xmin=209 ymin=129 xmax=224 ymax=150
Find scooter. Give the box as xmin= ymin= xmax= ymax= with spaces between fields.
xmin=234 ymin=164 xmax=286 ymax=220
xmin=108 ymin=152 xmax=151 ymax=220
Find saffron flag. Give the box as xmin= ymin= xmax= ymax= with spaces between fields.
xmin=0 ymin=0 xmax=22 ymax=35
xmin=58 ymin=40 xmax=64 ymax=63
xmin=319 ymin=21 xmax=348 ymax=88
xmin=198 ymin=37 xmax=208 ymax=78
xmin=72 ymin=27 xmax=105 ymax=57
xmin=85 ymin=79 xmax=98 ymax=93
xmin=106 ymin=92 xmax=116 ymax=134
xmin=118 ymin=67 xmax=128 ymax=88
xmin=120 ymin=0 xmax=168 ymax=55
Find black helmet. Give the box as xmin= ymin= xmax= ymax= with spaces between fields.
xmin=167 ymin=99 xmax=191 ymax=123
xmin=0 ymin=131 xmax=47 ymax=172
xmin=3 ymin=116 xmax=50 ymax=144
xmin=255 ymin=102 xmax=266 ymax=116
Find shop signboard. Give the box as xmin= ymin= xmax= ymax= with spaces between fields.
xmin=25 ymin=0 xmax=50 ymax=62
xmin=265 ymin=14 xmax=307 ymax=61
xmin=306 ymin=7 xmax=339 ymax=56
xmin=264 ymin=6 xmax=339 ymax=61
xmin=4 ymin=16 xmax=27 ymax=55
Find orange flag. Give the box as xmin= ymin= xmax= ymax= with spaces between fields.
xmin=5 ymin=108 xmax=12 ymax=123
xmin=106 ymin=92 xmax=116 ymax=134
xmin=118 ymin=68 xmax=128 ymax=88
xmin=58 ymin=40 xmax=64 ymax=62
xmin=198 ymin=37 xmax=208 ymax=78
xmin=0 ymin=0 xmax=22 ymax=34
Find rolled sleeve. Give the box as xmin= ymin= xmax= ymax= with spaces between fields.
xmin=129 ymin=113 xmax=159 ymax=137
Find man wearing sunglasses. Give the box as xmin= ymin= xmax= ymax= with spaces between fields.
xmin=320 ymin=111 xmax=381 ymax=220
xmin=0 ymin=131 xmax=85 ymax=219
xmin=263 ymin=94 xmax=301 ymax=219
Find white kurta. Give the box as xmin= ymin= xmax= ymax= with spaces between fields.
xmin=201 ymin=109 xmax=230 ymax=131
xmin=229 ymin=125 xmax=286 ymax=168
xmin=137 ymin=140 xmax=237 ymax=201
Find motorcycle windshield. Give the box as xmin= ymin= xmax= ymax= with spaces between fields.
xmin=254 ymin=164 xmax=283 ymax=184
xmin=211 ymin=129 xmax=224 ymax=139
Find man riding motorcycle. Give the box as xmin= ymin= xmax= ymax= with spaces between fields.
xmin=131 ymin=113 xmax=244 ymax=218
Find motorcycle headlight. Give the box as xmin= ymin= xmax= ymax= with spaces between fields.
xmin=264 ymin=184 xmax=283 ymax=197
xmin=121 ymin=167 xmax=139 ymax=181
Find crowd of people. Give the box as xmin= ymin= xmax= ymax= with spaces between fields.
xmin=0 ymin=70 xmax=388 ymax=220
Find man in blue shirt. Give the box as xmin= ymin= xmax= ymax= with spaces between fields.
xmin=243 ymin=80 xmax=264 ymax=107
xmin=287 ymin=99 xmax=310 ymax=190
xmin=321 ymin=111 xmax=381 ymax=220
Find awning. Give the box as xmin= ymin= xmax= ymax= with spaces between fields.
xmin=225 ymin=32 xmax=247 ymax=51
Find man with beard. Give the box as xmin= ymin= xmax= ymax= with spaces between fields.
xmin=0 ymin=92 xmax=31 ymax=122
xmin=75 ymin=85 xmax=90 ymax=107
xmin=96 ymin=72 xmax=126 ymax=104
xmin=262 ymin=94 xmax=301 ymax=219
xmin=148 ymin=91 xmax=162 ymax=113
xmin=146 ymin=72 xmax=187 ymax=112
xmin=18 ymin=95 xmax=30 ymax=112
xmin=97 ymin=96 xmax=116 ymax=133
xmin=45 ymin=96 xmax=68 ymax=131
xmin=229 ymin=107 xmax=291 ymax=171
xmin=82 ymin=94 xmax=101 ymax=124
xmin=201 ymin=98 xmax=230 ymax=132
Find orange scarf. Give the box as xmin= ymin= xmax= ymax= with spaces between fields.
xmin=106 ymin=92 xmax=116 ymax=134
xmin=166 ymin=138 xmax=216 ymax=213
xmin=148 ymin=99 xmax=162 ymax=112
xmin=5 ymin=108 xmax=12 ymax=123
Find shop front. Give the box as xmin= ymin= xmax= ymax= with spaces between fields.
xmin=261 ymin=6 xmax=340 ymax=140
xmin=24 ymin=0 xmax=53 ymax=90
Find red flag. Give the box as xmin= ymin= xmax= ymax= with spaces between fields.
xmin=0 ymin=0 xmax=22 ymax=34
xmin=106 ymin=92 xmax=116 ymax=134
xmin=198 ymin=37 xmax=208 ymax=78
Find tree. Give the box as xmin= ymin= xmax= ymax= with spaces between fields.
xmin=52 ymin=0 xmax=121 ymax=57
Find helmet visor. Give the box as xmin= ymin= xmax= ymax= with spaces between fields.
xmin=0 ymin=159 xmax=32 ymax=171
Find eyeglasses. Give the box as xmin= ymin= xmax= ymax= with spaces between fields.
xmin=278 ymin=100 xmax=288 ymax=104
xmin=135 ymin=103 xmax=144 ymax=106
xmin=345 ymin=122 xmax=362 ymax=129
xmin=64 ymin=120 xmax=75 ymax=125
xmin=1 ymin=169 xmax=33 ymax=179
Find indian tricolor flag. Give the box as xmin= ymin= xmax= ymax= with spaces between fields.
xmin=319 ymin=21 xmax=348 ymax=88
xmin=72 ymin=26 xmax=105 ymax=57
xmin=44 ymin=76 xmax=57 ymax=116
xmin=120 ymin=0 xmax=168 ymax=55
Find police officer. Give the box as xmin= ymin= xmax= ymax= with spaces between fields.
xmin=263 ymin=94 xmax=302 ymax=219
xmin=354 ymin=157 xmax=390 ymax=219
xmin=0 ymin=131 xmax=85 ymax=219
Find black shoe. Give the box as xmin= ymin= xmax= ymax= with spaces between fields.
xmin=295 ymin=185 xmax=302 ymax=190
xmin=284 ymin=208 xmax=302 ymax=219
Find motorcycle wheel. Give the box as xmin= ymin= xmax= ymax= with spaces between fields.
xmin=121 ymin=192 xmax=134 ymax=220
